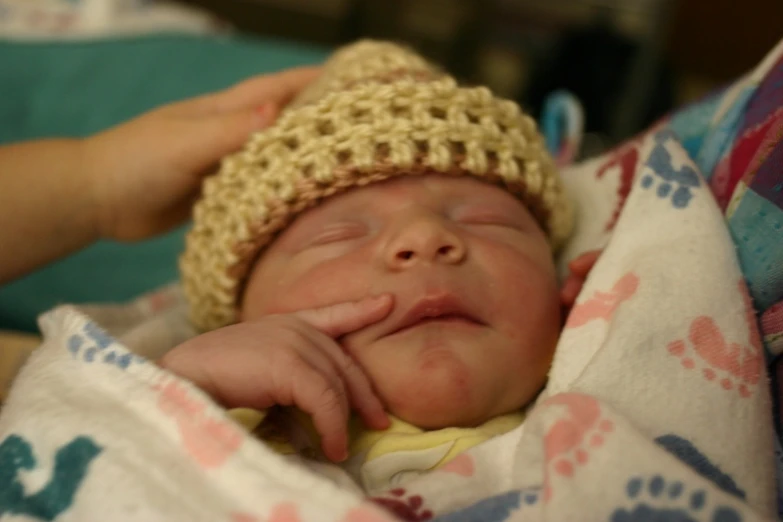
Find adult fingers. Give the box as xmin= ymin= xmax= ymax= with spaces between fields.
xmin=212 ymin=66 xmax=322 ymax=112
xmin=172 ymin=66 xmax=321 ymax=117
xmin=167 ymin=104 xmax=278 ymax=175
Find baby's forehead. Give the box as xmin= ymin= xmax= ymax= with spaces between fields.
xmin=311 ymin=174 xmax=527 ymax=215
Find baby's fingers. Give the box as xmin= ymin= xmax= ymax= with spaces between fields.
xmin=295 ymin=325 xmax=390 ymax=432
xmin=328 ymin=349 xmax=390 ymax=431
xmin=295 ymin=294 xmax=393 ymax=339
xmin=290 ymin=367 xmax=351 ymax=463
xmin=567 ymin=249 xmax=602 ymax=278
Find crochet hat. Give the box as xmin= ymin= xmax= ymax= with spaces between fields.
xmin=181 ymin=40 xmax=574 ymax=331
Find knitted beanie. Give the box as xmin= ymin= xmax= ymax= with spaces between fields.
xmin=181 ymin=40 xmax=574 ymax=331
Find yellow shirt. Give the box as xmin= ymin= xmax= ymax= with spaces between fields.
xmin=229 ymin=407 xmax=525 ymax=492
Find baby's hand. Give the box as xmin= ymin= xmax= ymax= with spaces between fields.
xmin=159 ymin=294 xmax=393 ymax=463
xmin=560 ymin=249 xmax=602 ymax=312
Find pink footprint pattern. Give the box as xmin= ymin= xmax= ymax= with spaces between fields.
xmin=155 ymin=379 xmax=243 ymax=468
xmin=231 ymin=501 xmax=397 ymax=522
xmin=565 ymin=272 xmax=640 ymax=329
xmin=541 ymin=394 xmax=614 ymax=502
xmin=439 ymin=453 xmax=475 ymax=477
xmin=667 ymin=279 xmax=763 ymax=398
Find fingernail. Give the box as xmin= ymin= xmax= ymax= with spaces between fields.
xmin=376 ymin=414 xmax=391 ymax=430
xmin=367 ymin=295 xmax=390 ymax=310
xmin=254 ymin=104 xmax=275 ymax=128
xmin=337 ymin=447 xmax=349 ymax=462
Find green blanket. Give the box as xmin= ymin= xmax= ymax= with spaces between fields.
xmin=0 ymin=33 xmax=327 ymax=332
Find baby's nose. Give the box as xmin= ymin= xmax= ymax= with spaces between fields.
xmin=384 ymin=215 xmax=466 ymax=269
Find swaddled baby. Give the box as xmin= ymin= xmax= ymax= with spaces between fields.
xmin=162 ymin=41 xmax=595 ymax=490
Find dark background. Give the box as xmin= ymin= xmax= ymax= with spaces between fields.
xmin=180 ymin=0 xmax=783 ymax=154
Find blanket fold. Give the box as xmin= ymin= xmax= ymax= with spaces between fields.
xmin=0 ymin=119 xmax=776 ymax=521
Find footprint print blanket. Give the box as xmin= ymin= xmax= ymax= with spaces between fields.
xmin=1 ymin=42 xmax=782 ymax=522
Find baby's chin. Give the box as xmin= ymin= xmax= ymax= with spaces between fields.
xmin=390 ymin=400 xmax=494 ymax=430
xmin=377 ymin=366 xmax=519 ymax=430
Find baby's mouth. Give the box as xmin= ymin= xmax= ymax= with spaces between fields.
xmin=384 ymin=293 xmax=485 ymax=337
xmin=391 ymin=314 xmax=482 ymax=336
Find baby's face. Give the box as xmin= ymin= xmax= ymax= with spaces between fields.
xmin=241 ymin=175 xmax=561 ymax=428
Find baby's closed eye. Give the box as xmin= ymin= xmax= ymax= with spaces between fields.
xmin=307 ymin=222 xmax=369 ymax=247
xmin=452 ymin=207 xmax=526 ymax=231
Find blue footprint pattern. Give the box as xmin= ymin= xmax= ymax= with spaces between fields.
xmin=0 ymin=434 xmax=101 ymax=521
xmin=434 ymin=489 xmax=538 ymax=522
xmin=655 ymin=434 xmax=745 ymax=500
xmin=642 ymin=130 xmax=701 ymax=209
xmin=67 ymin=321 xmax=143 ymax=370
xmin=611 ymin=475 xmax=743 ymax=522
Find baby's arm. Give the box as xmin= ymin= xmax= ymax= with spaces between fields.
xmin=160 ymin=294 xmax=393 ymax=463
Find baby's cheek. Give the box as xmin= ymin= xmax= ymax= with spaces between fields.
xmin=493 ymin=253 xmax=559 ymax=325
xmin=368 ymin=350 xmax=476 ymax=428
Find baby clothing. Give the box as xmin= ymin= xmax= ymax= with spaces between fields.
xmin=230 ymin=407 xmax=525 ymax=494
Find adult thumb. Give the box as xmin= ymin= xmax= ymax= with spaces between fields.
xmin=294 ymin=295 xmax=394 ymax=339
xmin=182 ymin=103 xmax=279 ymax=173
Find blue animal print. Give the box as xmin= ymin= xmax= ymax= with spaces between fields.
xmin=666 ymin=92 xmax=724 ymax=161
xmin=0 ymin=434 xmax=101 ymax=521
xmin=655 ymin=434 xmax=745 ymax=500
xmin=611 ymin=475 xmax=743 ymax=522
xmin=434 ymin=490 xmax=527 ymax=522
xmin=641 ymin=130 xmax=701 ymax=209
xmin=67 ymin=321 xmax=143 ymax=370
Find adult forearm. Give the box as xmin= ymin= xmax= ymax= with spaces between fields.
xmin=0 ymin=139 xmax=99 ymax=284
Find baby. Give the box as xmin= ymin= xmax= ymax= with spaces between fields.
xmin=162 ymin=41 xmax=594 ymax=483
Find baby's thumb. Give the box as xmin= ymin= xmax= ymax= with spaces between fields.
xmin=295 ymin=295 xmax=394 ymax=339
xmin=184 ymin=104 xmax=278 ymax=172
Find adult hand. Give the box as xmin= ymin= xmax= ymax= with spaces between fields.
xmin=0 ymin=66 xmax=320 ymax=284
xmin=85 ymin=66 xmax=320 ymax=241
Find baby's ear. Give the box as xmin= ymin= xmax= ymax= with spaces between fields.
xmin=559 ymin=250 xmax=602 ymax=311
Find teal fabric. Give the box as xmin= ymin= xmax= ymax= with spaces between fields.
xmin=0 ymin=34 xmax=328 ymax=332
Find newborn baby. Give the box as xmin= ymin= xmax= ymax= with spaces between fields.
xmin=162 ymin=41 xmax=594 ymax=483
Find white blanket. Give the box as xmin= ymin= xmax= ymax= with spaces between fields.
xmin=0 ymin=0 xmax=220 ymax=40
xmin=0 ymin=129 xmax=776 ymax=521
